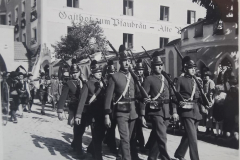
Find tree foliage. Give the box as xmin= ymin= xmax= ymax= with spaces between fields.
xmin=52 ymin=21 xmax=108 ymax=61
xmin=193 ymin=0 xmax=238 ymax=22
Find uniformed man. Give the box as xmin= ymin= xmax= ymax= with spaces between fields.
xmin=75 ymin=60 xmax=106 ymax=160
xmin=39 ymin=72 xmax=48 ymax=115
xmin=57 ymin=63 xmax=85 ymax=158
xmin=27 ymin=73 xmax=35 ymax=112
xmin=133 ymin=59 xmax=145 ymax=151
xmin=16 ymin=72 xmax=31 ymax=117
xmin=7 ymin=71 xmax=19 ymax=123
xmin=104 ymin=45 xmax=141 ymax=160
xmin=103 ymin=60 xmax=118 ymax=154
xmin=50 ymin=73 xmax=60 ymax=111
xmin=141 ymin=51 xmax=177 ymax=160
xmin=174 ymin=57 xmax=207 ymax=160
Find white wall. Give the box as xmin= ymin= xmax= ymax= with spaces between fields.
xmin=0 ymin=25 xmax=15 ymax=71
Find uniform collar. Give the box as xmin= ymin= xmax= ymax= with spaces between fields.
xmin=89 ymin=75 xmax=100 ymax=82
xmin=119 ymin=68 xmax=129 ymax=75
xmin=184 ymin=74 xmax=193 ymax=79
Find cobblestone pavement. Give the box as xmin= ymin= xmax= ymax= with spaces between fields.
xmin=2 ymin=100 xmax=239 ymax=160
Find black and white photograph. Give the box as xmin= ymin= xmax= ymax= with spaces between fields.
xmin=0 ymin=0 xmax=239 ymax=160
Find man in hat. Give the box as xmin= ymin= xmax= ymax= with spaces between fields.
xmin=203 ymin=71 xmax=215 ymax=135
xmin=104 ymin=45 xmax=142 ymax=160
xmin=50 ymin=73 xmax=60 ymax=111
xmin=103 ymin=60 xmax=118 ymax=154
xmin=75 ymin=60 xmax=106 ymax=160
xmin=57 ymin=63 xmax=85 ymax=158
xmin=174 ymin=57 xmax=206 ymax=160
xmin=7 ymin=71 xmax=19 ymax=123
xmin=26 ymin=73 xmax=36 ymax=112
xmin=16 ymin=72 xmax=31 ymax=117
xmin=141 ymin=51 xmax=176 ymax=160
xmin=39 ymin=72 xmax=49 ymax=115
xmin=133 ymin=59 xmax=145 ymax=151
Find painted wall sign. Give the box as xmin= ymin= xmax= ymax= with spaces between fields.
xmin=47 ymin=9 xmax=185 ymax=35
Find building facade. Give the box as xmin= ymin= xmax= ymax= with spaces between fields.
xmin=0 ymin=0 xmax=206 ymax=76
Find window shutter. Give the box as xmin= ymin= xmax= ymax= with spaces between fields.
xmin=160 ymin=6 xmax=164 ymax=20
xmin=187 ymin=10 xmax=190 ymax=24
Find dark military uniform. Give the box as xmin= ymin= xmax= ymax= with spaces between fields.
xmin=105 ymin=69 xmax=139 ymax=160
xmin=57 ymin=78 xmax=83 ymax=151
xmin=174 ymin=58 xmax=203 ymax=160
xmin=143 ymin=75 xmax=173 ymax=160
xmin=75 ymin=75 xmax=106 ymax=160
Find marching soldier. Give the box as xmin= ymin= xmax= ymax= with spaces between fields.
xmin=39 ymin=72 xmax=49 ymax=115
xmin=103 ymin=60 xmax=118 ymax=153
xmin=133 ymin=59 xmax=145 ymax=150
xmin=104 ymin=45 xmax=142 ymax=160
xmin=57 ymin=63 xmax=85 ymax=158
xmin=75 ymin=60 xmax=106 ymax=160
xmin=16 ymin=72 xmax=31 ymax=117
xmin=174 ymin=57 xmax=207 ymax=160
xmin=141 ymin=51 xmax=177 ymax=160
xmin=50 ymin=73 xmax=60 ymax=111
xmin=7 ymin=71 xmax=19 ymax=123
xmin=27 ymin=73 xmax=35 ymax=112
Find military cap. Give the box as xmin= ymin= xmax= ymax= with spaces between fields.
xmin=107 ymin=60 xmax=116 ymax=74
xmin=118 ymin=45 xmax=131 ymax=61
xmin=182 ymin=56 xmax=196 ymax=68
xmin=135 ymin=59 xmax=144 ymax=70
xmin=90 ymin=60 xmax=102 ymax=73
xmin=151 ymin=50 xmax=164 ymax=65
xmin=70 ymin=63 xmax=80 ymax=74
xmin=203 ymin=71 xmax=212 ymax=77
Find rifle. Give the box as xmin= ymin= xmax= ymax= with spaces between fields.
xmin=107 ymin=41 xmax=149 ymax=99
xmin=161 ymin=71 xmax=184 ymax=104
xmin=173 ymin=44 xmax=210 ymax=108
xmin=142 ymin=46 xmax=184 ymax=105
xmin=86 ymin=50 xmax=107 ymax=88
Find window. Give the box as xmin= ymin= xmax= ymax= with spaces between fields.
xmin=160 ymin=6 xmax=169 ymax=21
xmin=8 ymin=13 xmax=11 ymax=25
xmin=213 ymin=20 xmax=224 ymax=35
xmin=15 ymin=7 xmax=18 ymax=23
xmin=123 ymin=0 xmax=133 ymax=16
xmin=16 ymin=37 xmax=19 ymax=42
xmin=22 ymin=33 xmax=26 ymax=42
xmin=31 ymin=27 xmax=37 ymax=45
xmin=159 ymin=37 xmax=169 ymax=48
xmin=194 ymin=23 xmax=203 ymax=37
xmin=22 ymin=1 xmax=25 ymax=11
xmin=67 ymin=0 xmax=79 ymax=8
xmin=187 ymin=10 xmax=196 ymax=24
xmin=123 ymin=33 xmax=133 ymax=49
xmin=183 ymin=29 xmax=188 ymax=40
xmin=0 ymin=15 xmax=6 ymax=25
xmin=33 ymin=28 xmax=37 ymax=40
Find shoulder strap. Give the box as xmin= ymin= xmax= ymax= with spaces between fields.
xmin=190 ymin=79 xmax=196 ymax=101
xmin=114 ymin=72 xmax=131 ymax=104
xmin=152 ymin=75 xmax=165 ymax=100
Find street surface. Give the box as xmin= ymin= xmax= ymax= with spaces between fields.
xmin=2 ymin=100 xmax=239 ymax=160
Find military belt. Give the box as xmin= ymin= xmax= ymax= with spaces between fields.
xmin=157 ymin=99 xmax=170 ymax=104
xmin=119 ymin=98 xmax=135 ymax=102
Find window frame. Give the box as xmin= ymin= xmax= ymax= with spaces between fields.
xmin=160 ymin=6 xmax=169 ymax=21
xmin=159 ymin=37 xmax=169 ymax=48
xmin=123 ymin=0 xmax=134 ymax=16
xmin=15 ymin=6 xmax=19 ymax=24
xmin=123 ymin=33 xmax=133 ymax=50
xmin=8 ymin=12 xmax=11 ymax=25
xmin=187 ymin=10 xmax=196 ymax=24
xmin=67 ymin=0 xmax=79 ymax=8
